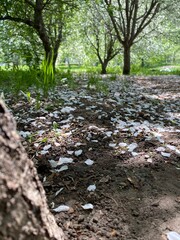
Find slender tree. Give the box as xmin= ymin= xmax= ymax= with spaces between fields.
xmin=103 ymin=0 xmax=161 ymax=74
xmin=82 ymin=1 xmax=121 ymax=74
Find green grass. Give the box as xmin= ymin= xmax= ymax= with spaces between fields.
xmin=0 ymin=64 xmax=179 ymax=99
xmin=131 ymin=65 xmax=180 ymax=75
xmin=58 ymin=64 xmax=180 ymax=75
xmin=0 ymin=69 xmax=41 ymax=94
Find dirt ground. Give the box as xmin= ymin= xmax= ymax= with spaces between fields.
xmin=6 ymin=75 xmax=180 ymax=239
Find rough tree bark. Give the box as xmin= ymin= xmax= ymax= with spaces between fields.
xmin=123 ymin=46 xmax=131 ymax=75
xmin=0 ymin=100 xmax=64 ymax=240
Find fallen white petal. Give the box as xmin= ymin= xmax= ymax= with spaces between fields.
xmin=75 ymin=142 xmax=83 ymax=147
xmin=85 ymin=159 xmax=94 ymax=166
xmin=166 ymin=144 xmax=176 ymax=151
xmin=58 ymin=157 xmax=73 ymax=165
xmin=121 ymin=150 xmax=126 ymax=154
xmin=67 ymin=150 xmax=74 ymax=155
xmin=156 ymin=147 xmax=166 ymax=152
xmin=131 ymin=152 xmax=139 ymax=157
xmin=19 ymin=131 xmax=31 ymax=138
xmin=43 ymin=144 xmax=52 ymax=151
xmin=82 ymin=203 xmax=94 ymax=210
xmin=49 ymin=160 xmax=58 ymax=168
xmin=54 ymin=141 xmax=61 ymax=147
xmin=119 ymin=142 xmax=127 ymax=147
xmin=109 ymin=143 xmax=116 ymax=148
xmin=87 ymin=184 xmax=96 ymax=192
xmin=176 ymin=149 xmax=180 ymax=155
xmin=55 ymin=188 xmax=64 ymax=196
xmin=34 ymin=143 xmax=39 ymax=148
xmin=40 ymin=150 xmax=49 ymax=155
xmin=167 ymin=231 xmax=180 ymax=240
xmin=53 ymin=205 xmax=70 ymax=212
xmin=161 ymin=152 xmax=171 ymax=157
xmin=55 ymin=165 xmax=69 ymax=172
xmin=77 ymin=116 xmax=85 ymax=120
xmin=105 ymin=131 xmax=113 ymax=137
xmin=61 ymin=107 xmax=76 ymax=113
xmin=128 ymin=143 xmax=138 ymax=152
xmin=37 ymin=130 xmax=45 ymax=136
xmin=147 ymin=158 xmax=153 ymax=163
xmin=74 ymin=149 xmax=83 ymax=157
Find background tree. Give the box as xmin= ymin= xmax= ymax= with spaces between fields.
xmin=0 ymin=22 xmax=43 ymax=69
xmin=0 ymin=99 xmax=64 ymax=239
xmin=102 ymin=0 xmax=161 ymax=74
xmin=0 ymin=0 xmax=76 ymax=69
xmin=81 ymin=1 xmax=121 ymax=74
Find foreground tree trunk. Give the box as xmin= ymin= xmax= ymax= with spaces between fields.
xmin=0 ymin=100 xmax=64 ymax=240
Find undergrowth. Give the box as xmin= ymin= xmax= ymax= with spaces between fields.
xmin=0 ymin=64 xmax=179 ymax=100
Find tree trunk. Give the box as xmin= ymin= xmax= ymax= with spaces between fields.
xmin=101 ymin=62 xmax=108 ymax=74
xmin=0 ymin=100 xmax=64 ymax=240
xmin=123 ymin=46 xmax=131 ymax=75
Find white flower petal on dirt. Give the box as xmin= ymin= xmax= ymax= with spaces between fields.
xmin=67 ymin=150 xmax=74 ymax=155
xmin=19 ymin=131 xmax=31 ymax=138
xmin=119 ymin=142 xmax=127 ymax=147
xmin=43 ymin=144 xmax=52 ymax=151
xmin=77 ymin=116 xmax=85 ymax=120
xmin=129 ymin=127 xmax=136 ymax=133
xmin=49 ymin=160 xmax=58 ymax=168
xmin=55 ymin=188 xmax=64 ymax=197
xmin=147 ymin=158 xmax=153 ymax=163
xmin=128 ymin=143 xmax=138 ymax=152
xmin=61 ymin=106 xmax=76 ymax=113
xmin=75 ymin=142 xmax=83 ymax=147
xmin=39 ymin=116 xmax=46 ymax=120
xmin=167 ymin=231 xmax=180 ymax=240
xmin=109 ymin=143 xmax=116 ymax=148
xmin=55 ymin=165 xmax=69 ymax=172
xmin=156 ymin=147 xmax=166 ymax=152
xmin=156 ymin=136 xmax=164 ymax=143
xmin=105 ymin=131 xmax=113 ymax=137
xmin=74 ymin=149 xmax=83 ymax=157
xmin=34 ymin=143 xmax=39 ymax=148
xmin=116 ymin=121 xmax=127 ymax=129
xmin=58 ymin=157 xmax=73 ymax=165
xmin=166 ymin=144 xmax=176 ymax=151
xmin=121 ymin=150 xmax=126 ymax=154
xmin=61 ymin=124 xmax=71 ymax=129
xmin=87 ymin=184 xmax=96 ymax=192
xmin=37 ymin=130 xmax=45 ymax=136
xmin=40 ymin=150 xmax=49 ymax=155
xmin=161 ymin=152 xmax=171 ymax=157
xmin=152 ymin=131 xmax=162 ymax=137
xmin=54 ymin=141 xmax=61 ymax=147
xmin=81 ymin=203 xmax=94 ymax=210
xmin=85 ymin=159 xmax=94 ymax=166
xmin=131 ymin=152 xmax=139 ymax=157
xmin=60 ymin=119 xmax=70 ymax=124
xmin=53 ymin=205 xmax=70 ymax=213
xmin=175 ymin=149 xmax=180 ymax=155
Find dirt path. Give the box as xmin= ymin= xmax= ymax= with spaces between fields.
xmin=6 ymin=75 xmax=180 ymax=239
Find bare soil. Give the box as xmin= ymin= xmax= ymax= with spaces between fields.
xmin=6 ymin=75 xmax=180 ymax=239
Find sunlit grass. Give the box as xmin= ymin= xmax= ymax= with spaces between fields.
xmin=0 ymin=64 xmax=179 ymax=98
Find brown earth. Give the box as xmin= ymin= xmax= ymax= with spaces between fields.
xmin=5 ymin=75 xmax=180 ymax=240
